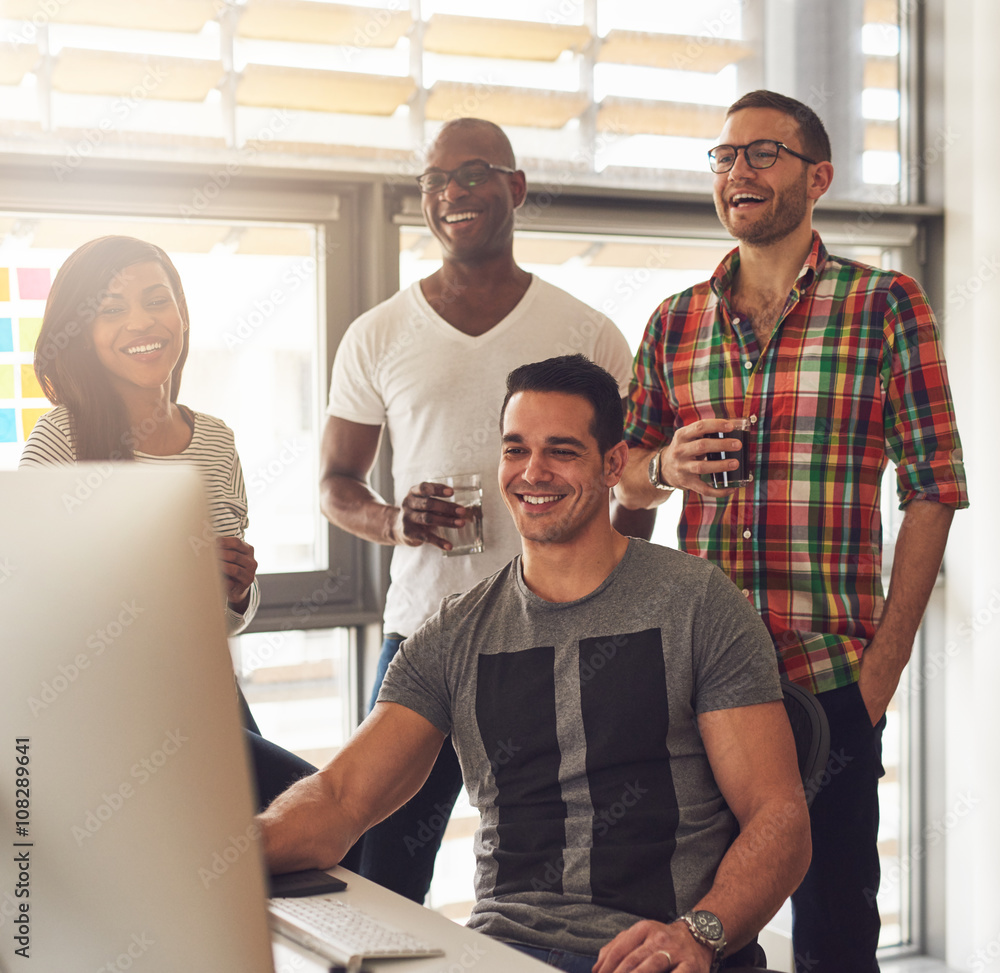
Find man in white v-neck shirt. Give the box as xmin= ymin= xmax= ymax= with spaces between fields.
xmin=320 ymin=117 xmax=647 ymax=902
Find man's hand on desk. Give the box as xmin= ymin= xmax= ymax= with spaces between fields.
xmin=594 ymin=919 xmax=713 ymax=973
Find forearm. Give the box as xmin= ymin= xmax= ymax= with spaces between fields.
xmin=258 ymin=769 xmax=357 ymax=873
xmin=694 ymin=796 xmax=811 ymax=953
xmin=320 ymin=473 xmax=401 ymax=546
xmin=859 ymin=498 xmax=955 ymax=718
xmin=258 ymin=703 xmax=445 ymax=873
xmin=614 ymin=446 xmax=672 ymax=510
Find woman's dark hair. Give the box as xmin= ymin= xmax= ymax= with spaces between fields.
xmin=500 ymin=354 xmax=623 ymax=455
xmin=34 ymin=235 xmax=190 ymax=461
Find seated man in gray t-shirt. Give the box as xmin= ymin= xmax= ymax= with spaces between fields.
xmin=259 ymin=355 xmax=810 ymax=973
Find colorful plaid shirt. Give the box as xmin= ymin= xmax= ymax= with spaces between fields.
xmin=625 ymin=232 xmax=969 ymax=695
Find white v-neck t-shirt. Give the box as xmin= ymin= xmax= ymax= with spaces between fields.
xmin=328 ymin=276 xmax=633 ymax=637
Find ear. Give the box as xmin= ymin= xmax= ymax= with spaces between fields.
xmin=603 ymin=440 xmax=630 ymax=487
xmin=807 ymin=160 xmax=834 ymax=201
xmin=509 ymin=169 xmax=528 ymax=210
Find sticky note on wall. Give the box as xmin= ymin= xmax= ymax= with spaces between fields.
xmin=17 ymin=268 xmax=52 ymax=301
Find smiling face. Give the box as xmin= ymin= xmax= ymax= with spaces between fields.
xmin=420 ymin=122 xmax=526 ymax=265
xmin=499 ymin=390 xmax=625 ymax=547
xmin=90 ymin=260 xmax=187 ymax=399
xmin=712 ymin=107 xmax=824 ymax=246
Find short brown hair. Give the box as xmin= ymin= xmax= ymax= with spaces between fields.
xmin=727 ymin=90 xmax=831 ymax=163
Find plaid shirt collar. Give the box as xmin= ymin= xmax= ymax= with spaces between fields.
xmin=709 ymin=230 xmax=825 ymax=311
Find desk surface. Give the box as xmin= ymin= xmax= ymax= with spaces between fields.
xmin=271 ymin=866 xmax=550 ymax=972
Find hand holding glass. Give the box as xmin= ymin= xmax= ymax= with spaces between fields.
xmin=705 ymin=418 xmax=753 ymax=488
xmin=437 ymin=473 xmax=483 ymax=556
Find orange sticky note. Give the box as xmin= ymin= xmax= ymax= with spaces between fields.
xmin=21 ymin=407 xmax=51 ymax=440
xmin=20 ymin=364 xmax=44 ymax=398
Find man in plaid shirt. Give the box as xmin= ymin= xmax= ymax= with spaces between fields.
xmin=615 ymin=90 xmax=968 ymax=972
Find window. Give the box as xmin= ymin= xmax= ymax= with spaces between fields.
xmin=1 ymin=1 xmax=908 ymax=200
xmin=0 ymin=211 xmax=328 ymax=575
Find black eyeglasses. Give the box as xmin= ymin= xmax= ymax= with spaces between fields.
xmin=416 ymin=162 xmax=515 ymax=194
xmin=708 ymin=139 xmax=817 ymax=173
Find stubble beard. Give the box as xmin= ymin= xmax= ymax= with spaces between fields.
xmin=717 ymin=170 xmax=810 ymax=246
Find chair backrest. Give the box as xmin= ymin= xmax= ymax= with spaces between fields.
xmin=780 ymin=678 xmax=831 ymax=808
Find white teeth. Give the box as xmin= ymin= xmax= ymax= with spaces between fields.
xmin=732 ymin=193 xmax=765 ymax=204
xmin=125 ymin=342 xmax=163 ymax=355
xmin=523 ymin=495 xmax=561 ymax=505
xmin=444 ymin=211 xmax=478 ymax=223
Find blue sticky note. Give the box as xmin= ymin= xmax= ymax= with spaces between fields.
xmin=0 ymin=318 xmax=12 ymax=353
xmin=0 ymin=409 xmax=16 ymax=443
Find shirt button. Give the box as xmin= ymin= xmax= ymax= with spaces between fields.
xmin=742 ymin=588 xmax=750 ymax=598
xmin=732 ymin=316 xmax=741 ymax=325
xmin=749 ymin=414 xmax=757 ymax=423
xmin=743 ymin=529 xmax=752 ymax=539
xmin=744 ymin=360 xmax=753 ymax=370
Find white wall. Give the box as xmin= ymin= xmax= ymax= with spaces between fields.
xmin=940 ymin=1 xmax=1000 ymax=967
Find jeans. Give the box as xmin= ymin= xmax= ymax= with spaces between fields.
xmin=791 ymin=681 xmax=886 ymax=973
xmin=349 ymin=634 xmax=464 ymax=903
xmin=509 ymin=944 xmax=597 ymax=972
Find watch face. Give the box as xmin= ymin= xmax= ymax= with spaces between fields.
xmin=692 ymin=910 xmax=724 ymax=942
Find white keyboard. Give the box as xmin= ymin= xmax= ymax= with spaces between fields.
xmin=268 ymin=895 xmax=445 ymax=971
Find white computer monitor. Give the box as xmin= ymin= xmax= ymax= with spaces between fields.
xmin=0 ymin=464 xmax=274 ymax=972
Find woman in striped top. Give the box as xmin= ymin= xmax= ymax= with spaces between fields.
xmin=19 ymin=235 xmax=314 ymax=808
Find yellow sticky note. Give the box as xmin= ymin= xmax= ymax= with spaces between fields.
xmin=20 ymin=364 xmax=43 ymax=398
xmin=21 ymin=407 xmax=51 ymax=440
xmin=0 ymin=269 xmax=9 ymax=302
xmin=0 ymin=364 xmax=13 ymax=398
xmin=18 ymin=317 xmax=43 ymax=353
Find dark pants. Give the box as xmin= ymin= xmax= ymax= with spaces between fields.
xmin=238 ymin=679 xmax=318 ymax=812
xmin=792 ymin=682 xmax=885 ymax=973
xmin=245 ymin=729 xmax=317 ymax=812
xmin=349 ymin=634 xmax=464 ymax=903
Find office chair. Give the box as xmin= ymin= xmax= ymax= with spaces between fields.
xmin=725 ymin=681 xmax=832 ymax=972
xmin=780 ymin=678 xmax=831 ymax=808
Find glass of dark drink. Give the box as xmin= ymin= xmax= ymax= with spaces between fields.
xmin=706 ymin=418 xmax=752 ymax=488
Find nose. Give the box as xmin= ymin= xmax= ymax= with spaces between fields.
xmin=522 ymin=451 xmax=553 ymax=485
xmin=727 ymin=148 xmax=756 ymax=179
xmin=123 ymin=305 xmax=156 ymax=331
xmin=440 ymin=174 xmax=469 ymax=202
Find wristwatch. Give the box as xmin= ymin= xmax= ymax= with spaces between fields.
xmin=647 ymin=449 xmax=673 ymax=491
xmin=675 ymin=910 xmax=726 ymax=971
